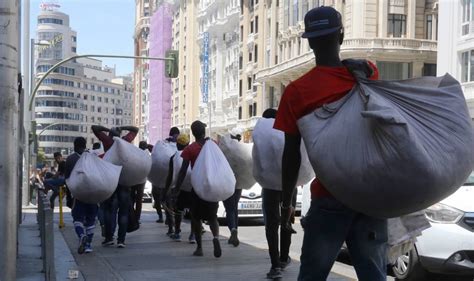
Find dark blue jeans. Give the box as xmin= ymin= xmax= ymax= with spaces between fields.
xmin=103 ymin=185 xmax=131 ymax=243
xmin=44 ymin=177 xmax=65 ymax=208
xmin=72 ymin=200 xmax=98 ymax=241
xmin=298 ymin=197 xmax=388 ymax=281
xmin=223 ymin=189 xmax=242 ymax=231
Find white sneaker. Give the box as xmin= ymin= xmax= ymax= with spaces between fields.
xmin=117 ymin=242 xmax=126 ymax=248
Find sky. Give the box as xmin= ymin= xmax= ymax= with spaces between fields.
xmin=29 ymin=0 xmax=135 ymax=76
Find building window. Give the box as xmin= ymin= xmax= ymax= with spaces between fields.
xmin=426 ymin=15 xmax=433 ymax=40
xmin=238 ymin=106 xmax=242 ymax=119
xmin=250 ymin=20 xmax=254 ymax=34
xmin=247 ymin=77 xmax=252 ymax=90
xmin=254 ymin=45 xmax=258 ymax=63
xmin=255 ymin=16 xmax=259 ymax=33
xmin=239 ymin=79 xmax=243 ymax=96
xmin=249 ymin=51 xmax=253 ymax=62
xmin=377 ymin=61 xmax=413 ymax=80
xmin=253 ymin=102 xmax=257 ymax=116
xmin=239 ymin=54 xmax=243 ymax=69
xmin=423 ymin=63 xmax=437 ymax=77
xmin=462 ymin=0 xmax=472 ymax=36
xmin=460 ymin=50 xmax=474 ymax=82
xmin=249 ymin=104 xmax=253 ymax=117
xmin=387 ymin=14 xmax=407 ymax=38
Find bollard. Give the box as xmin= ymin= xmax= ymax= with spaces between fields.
xmin=43 ymin=203 xmax=56 ymax=281
xmin=58 ymin=186 xmax=65 ymax=229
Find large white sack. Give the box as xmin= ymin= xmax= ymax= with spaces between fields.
xmin=191 ymin=141 xmax=236 ymax=202
xmin=171 ymin=150 xmax=192 ymax=192
xmin=66 ymin=152 xmax=122 ymax=204
xmin=252 ymin=118 xmax=315 ymax=191
xmin=148 ymin=140 xmax=177 ymax=188
xmin=297 ymin=74 xmax=474 ymax=218
xmin=103 ymin=137 xmax=152 ymax=187
xmin=219 ymin=135 xmax=255 ymax=190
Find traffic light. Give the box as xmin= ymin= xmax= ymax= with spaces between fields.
xmin=165 ymin=50 xmax=179 ymax=79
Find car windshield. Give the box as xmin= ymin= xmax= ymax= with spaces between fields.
xmin=465 ymin=172 xmax=474 ymax=186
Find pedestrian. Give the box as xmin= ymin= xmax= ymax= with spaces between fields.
xmin=43 ymin=152 xmax=66 ymax=208
xmin=163 ymin=134 xmax=196 ymax=243
xmin=273 ymin=6 xmax=387 ymax=281
xmin=152 ymin=127 xmax=180 ymax=233
xmin=65 ymin=137 xmax=99 ymax=254
xmin=222 ymin=134 xmax=243 ymax=247
xmin=173 ymin=121 xmax=222 ymax=258
xmin=92 ymin=125 xmax=139 ymax=248
xmin=253 ymin=108 xmax=297 ymax=279
xmin=129 ymin=141 xmax=150 ymax=224
xmin=91 ymin=142 xmax=103 ymax=157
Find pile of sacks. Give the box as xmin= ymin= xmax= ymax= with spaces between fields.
xmin=218 ymin=135 xmax=255 ymax=190
xmin=148 ymin=140 xmax=177 ymax=188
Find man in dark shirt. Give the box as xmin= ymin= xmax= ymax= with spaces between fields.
xmin=44 ymin=152 xmax=66 ymax=208
xmin=65 ymin=137 xmax=99 ymax=254
xmin=92 ymin=125 xmax=139 ymax=248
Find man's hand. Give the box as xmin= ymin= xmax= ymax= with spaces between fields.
xmin=281 ymin=205 xmax=297 ymax=234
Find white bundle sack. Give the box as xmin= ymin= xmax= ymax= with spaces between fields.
xmin=252 ymin=118 xmax=315 ymax=190
xmin=191 ymin=140 xmax=236 ymax=202
xmin=148 ymin=140 xmax=177 ymax=188
xmin=171 ymin=150 xmax=192 ymax=192
xmin=103 ymin=137 xmax=152 ymax=186
xmin=66 ymin=152 xmax=122 ymax=204
xmin=219 ymin=135 xmax=255 ymax=190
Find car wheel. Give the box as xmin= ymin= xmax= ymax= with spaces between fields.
xmin=392 ymin=248 xmax=430 ymax=281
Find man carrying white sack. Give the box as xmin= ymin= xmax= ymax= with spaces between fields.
xmin=253 ymin=108 xmax=298 ymax=279
xmin=274 ymin=6 xmax=387 ymax=281
xmin=173 ymin=121 xmax=222 ymax=258
xmin=65 ymin=137 xmax=98 ymax=254
xmin=92 ymin=125 xmax=139 ymax=248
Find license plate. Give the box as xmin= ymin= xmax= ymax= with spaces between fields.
xmin=239 ymin=202 xmax=262 ymax=209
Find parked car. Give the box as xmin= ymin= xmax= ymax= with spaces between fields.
xmin=392 ymin=172 xmax=474 ymax=281
xmin=217 ymin=183 xmax=303 ymax=219
xmin=143 ymin=180 xmax=153 ymax=203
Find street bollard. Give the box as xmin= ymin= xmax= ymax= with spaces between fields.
xmin=44 ymin=203 xmax=56 ymax=281
xmin=58 ymin=186 xmax=65 ymax=229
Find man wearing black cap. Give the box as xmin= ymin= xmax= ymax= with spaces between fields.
xmin=274 ymin=6 xmax=387 ymax=281
xmin=173 ymin=120 xmax=222 ymax=258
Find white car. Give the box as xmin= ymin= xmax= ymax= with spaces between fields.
xmin=143 ymin=181 xmax=153 ymax=203
xmin=392 ymin=172 xmax=474 ymax=281
xmin=217 ymin=183 xmax=303 ymax=219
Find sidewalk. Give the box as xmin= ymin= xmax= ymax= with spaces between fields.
xmin=17 ymin=209 xmax=44 ymax=281
xmin=58 ymin=206 xmax=352 ymax=281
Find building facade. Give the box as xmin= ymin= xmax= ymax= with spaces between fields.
xmin=241 ymin=0 xmax=439 ymax=139
xmin=197 ymin=0 xmax=241 ymax=137
xmin=149 ymin=1 xmax=174 ymax=144
xmin=437 ymin=0 xmax=474 ymax=118
xmin=35 ymin=6 xmax=133 ymax=157
xmin=170 ymin=0 xmax=201 ymax=133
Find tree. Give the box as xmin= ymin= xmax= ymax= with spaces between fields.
xmin=37 ymin=148 xmax=46 ymax=166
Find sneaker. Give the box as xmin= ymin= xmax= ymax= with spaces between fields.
xmin=228 ymin=229 xmax=239 ymax=247
xmin=266 ymin=268 xmax=283 ymax=279
xmin=188 ymin=233 xmax=196 ymax=244
xmin=171 ymin=233 xmax=182 ymax=242
xmin=78 ymin=236 xmax=87 ymax=255
xmin=101 ymin=239 xmax=114 ymax=246
xmin=85 ymin=244 xmax=93 ymax=253
xmin=280 ymin=257 xmax=292 ymax=270
xmin=212 ymin=238 xmax=222 ymax=258
xmin=156 ymin=218 xmax=164 ymax=223
xmin=193 ymin=247 xmax=203 ymax=256
xmin=117 ymin=242 xmax=126 ymax=248
xmin=166 ymin=230 xmax=174 ymax=237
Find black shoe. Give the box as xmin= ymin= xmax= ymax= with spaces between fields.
xmin=228 ymin=229 xmax=239 ymax=247
xmin=78 ymin=236 xmax=87 ymax=255
xmin=156 ymin=218 xmax=164 ymax=223
xmin=193 ymin=247 xmax=203 ymax=256
xmin=101 ymin=238 xmax=114 ymax=246
xmin=213 ymin=238 xmax=222 ymax=258
xmin=266 ymin=268 xmax=282 ymax=279
xmin=280 ymin=257 xmax=292 ymax=270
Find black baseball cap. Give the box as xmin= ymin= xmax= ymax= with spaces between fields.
xmin=302 ymin=6 xmax=343 ymax=39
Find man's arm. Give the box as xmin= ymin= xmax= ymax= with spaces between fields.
xmin=91 ymin=125 xmax=109 ymax=136
xmin=120 ymin=126 xmax=139 ymax=134
xmin=173 ymin=159 xmax=190 ymax=194
xmin=282 ymin=133 xmax=301 ymax=208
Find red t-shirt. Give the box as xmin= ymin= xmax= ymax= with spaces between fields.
xmin=94 ymin=131 xmax=138 ymax=152
xmin=274 ymin=63 xmax=378 ymax=199
xmin=181 ymin=142 xmax=204 ymax=168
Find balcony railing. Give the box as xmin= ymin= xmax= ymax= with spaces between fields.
xmin=342 ymin=38 xmax=437 ymax=52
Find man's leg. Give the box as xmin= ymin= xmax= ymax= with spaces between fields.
xmin=262 ymin=189 xmax=282 ymax=270
xmin=135 ymin=183 xmax=145 ymax=222
xmin=223 ymin=190 xmax=237 ymax=231
xmin=103 ymin=191 xmax=118 ymax=244
xmin=84 ymin=203 xmax=99 ymax=253
xmin=207 ymin=203 xmax=221 ymax=258
xmin=298 ymin=197 xmax=355 ymax=281
xmin=280 ymin=188 xmax=297 ymax=265
xmin=71 ymin=200 xmax=88 ymax=254
xmin=346 ymin=214 xmax=388 ymax=281
xmin=152 ymin=185 xmax=163 ymax=222
xmin=117 ymin=185 xmax=131 ymax=245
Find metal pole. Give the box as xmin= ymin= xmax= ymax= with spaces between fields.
xmin=0 ymin=0 xmax=19 ymax=279
xmin=21 ymin=0 xmax=30 ymax=207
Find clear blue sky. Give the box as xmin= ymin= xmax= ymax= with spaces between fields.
xmin=30 ymin=0 xmax=135 ymax=76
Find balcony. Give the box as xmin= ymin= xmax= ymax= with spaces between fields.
xmin=134 ymin=17 xmax=150 ymax=37
xmin=463 ymin=82 xmax=474 ymax=101
xmin=247 ymin=33 xmax=255 ymax=48
xmin=342 ymin=38 xmax=437 ymax=53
